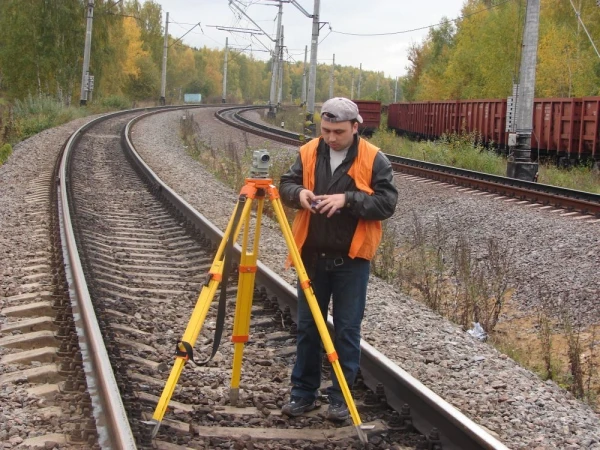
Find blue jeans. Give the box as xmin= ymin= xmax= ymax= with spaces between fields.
xmin=290 ymin=255 xmax=370 ymax=403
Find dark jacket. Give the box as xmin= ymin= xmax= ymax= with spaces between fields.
xmin=279 ymin=135 xmax=398 ymax=255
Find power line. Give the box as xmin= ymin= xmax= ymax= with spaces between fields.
xmin=330 ymin=0 xmax=514 ymax=37
xmin=169 ymin=22 xmax=201 ymax=48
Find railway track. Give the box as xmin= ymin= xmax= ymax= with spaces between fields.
xmin=223 ymin=106 xmax=600 ymax=218
xmin=1 ymin=106 xmax=511 ymax=449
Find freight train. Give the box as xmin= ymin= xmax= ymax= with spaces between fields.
xmin=387 ymin=98 xmax=600 ymax=161
xmin=353 ymin=100 xmax=381 ymax=136
xmin=353 ymin=97 xmax=600 ymax=161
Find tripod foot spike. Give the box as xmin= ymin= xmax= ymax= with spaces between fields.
xmin=151 ymin=420 xmax=161 ymax=439
xmin=230 ymin=388 xmax=239 ymax=406
xmin=356 ymin=425 xmax=369 ymax=445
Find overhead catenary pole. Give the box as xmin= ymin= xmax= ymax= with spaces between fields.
xmin=160 ymin=12 xmax=169 ymax=105
xmin=357 ymin=63 xmax=362 ymax=99
xmin=222 ymin=37 xmax=229 ymax=103
xmin=301 ymin=45 xmax=308 ymax=106
xmin=351 ymin=74 xmax=354 ymax=99
xmin=306 ymin=0 xmax=320 ymax=135
xmin=268 ymin=1 xmax=283 ymax=116
xmin=394 ymin=77 xmax=398 ymax=102
xmin=277 ymin=26 xmax=284 ymax=105
xmin=328 ymin=54 xmax=335 ymax=99
xmin=79 ymin=0 xmax=95 ymax=106
xmin=507 ymin=0 xmax=540 ymax=181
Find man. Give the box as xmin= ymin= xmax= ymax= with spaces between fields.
xmin=279 ymin=97 xmax=398 ymax=421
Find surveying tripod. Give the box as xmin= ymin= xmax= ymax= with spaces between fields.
xmin=149 ymin=151 xmax=368 ymax=444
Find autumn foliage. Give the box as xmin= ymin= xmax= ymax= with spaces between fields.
xmin=403 ymin=0 xmax=600 ymax=101
xmin=0 ymin=0 xmax=598 ymax=107
xmin=0 ymin=0 xmax=400 ymax=106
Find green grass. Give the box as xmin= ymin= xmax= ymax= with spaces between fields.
xmin=539 ymin=163 xmax=600 ymax=194
xmin=0 ymin=94 xmax=134 ymax=156
xmin=0 ymin=143 xmax=12 ymax=164
xmin=11 ymin=95 xmax=89 ymax=141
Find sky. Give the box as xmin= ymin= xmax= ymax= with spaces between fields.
xmin=151 ymin=0 xmax=467 ymax=79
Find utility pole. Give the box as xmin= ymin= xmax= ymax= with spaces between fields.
xmin=160 ymin=12 xmax=169 ymax=105
xmin=507 ymin=0 xmax=540 ymax=181
xmin=268 ymin=1 xmax=283 ymax=116
xmin=289 ymin=0 xmax=320 ymax=134
xmin=301 ymin=45 xmax=308 ymax=106
xmin=328 ymin=54 xmax=335 ymax=99
xmin=306 ymin=0 xmax=320 ymax=135
xmin=394 ymin=77 xmax=398 ymax=102
xmin=277 ymin=26 xmax=284 ymax=106
xmin=222 ymin=37 xmax=229 ymax=103
xmin=80 ymin=0 xmax=94 ymax=106
xmin=351 ymin=74 xmax=354 ymax=99
xmin=357 ymin=63 xmax=362 ymax=99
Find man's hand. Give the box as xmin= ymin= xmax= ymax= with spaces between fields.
xmin=313 ymin=193 xmax=345 ymax=217
xmin=299 ymin=189 xmax=317 ymax=213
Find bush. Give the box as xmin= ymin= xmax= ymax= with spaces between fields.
xmin=99 ymin=95 xmax=131 ymax=110
xmin=13 ymin=95 xmax=62 ymax=119
xmin=10 ymin=95 xmax=85 ymax=141
xmin=0 ymin=143 xmax=12 ymax=165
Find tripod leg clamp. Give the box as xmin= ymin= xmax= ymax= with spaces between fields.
xmin=175 ymin=341 xmax=196 ymax=364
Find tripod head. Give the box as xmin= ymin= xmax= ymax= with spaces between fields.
xmin=250 ymin=150 xmax=271 ymax=178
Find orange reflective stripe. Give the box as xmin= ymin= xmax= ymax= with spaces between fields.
xmin=327 ymin=351 xmax=338 ymax=362
xmin=209 ymin=272 xmax=222 ymax=281
xmin=238 ymin=265 xmax=257 ymax=273
xmin=231 ymin=335 xmax=248 ymax=343
xmin=299 ymin=279 xmax=311 ymax=290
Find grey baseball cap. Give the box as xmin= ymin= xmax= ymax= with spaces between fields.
xmin=320 ymin=97 xmax=363 ymax=124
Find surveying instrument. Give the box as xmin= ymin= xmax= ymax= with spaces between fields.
xmin=149 ymin=150 xmax=368 ymax=444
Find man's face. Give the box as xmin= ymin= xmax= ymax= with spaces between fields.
xmin=320 ymin=120 xmax=358 ymax=151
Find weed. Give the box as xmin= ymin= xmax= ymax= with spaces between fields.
xmin=538 ymin=309 xmax=554 ymax=380
xmin=393 ymin=211 xmax=514 ymax=335
xmin=99 ymin=95 xmax=131 ymax=110
xmin=0 ymin=143 xmax=12 ymax=165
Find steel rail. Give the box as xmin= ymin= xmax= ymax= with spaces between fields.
xmin=220 ymin=106 xmax=600 ymax=216
xmin=388 ymin=155 xmax=600 ymax=216
xmin=58 ymin=110 xmax=141 ymax=450
xmin=214 ymin=105 xmax=302 ymax=146
xmin=124 ymin=109 xmax=510 ymax=450
xmin=57 ymin=105 xmax=190 ymax=449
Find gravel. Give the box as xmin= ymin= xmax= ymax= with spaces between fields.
xmin=0 ymin=116 xmax=102 ymax=448
xmin=130 ymin=107 xmax=600 ymax=450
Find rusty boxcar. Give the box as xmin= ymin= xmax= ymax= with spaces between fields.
xmin=387 ymin=97 xmax=600 ymax=160
xmin=353 ymin=100 xmax=382 ymax=136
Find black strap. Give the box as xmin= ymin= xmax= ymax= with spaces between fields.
xmin=175 ymin=341 xmax=202 ymax=366
xmin=178 ymin=196 xmax=247 ymax=366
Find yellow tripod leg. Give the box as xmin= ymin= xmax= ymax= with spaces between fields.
xmin=270 ymin=196 xmax=368 ymax=445
xmin=230 ymin=198 xmax=263 ymax=405
xmin=150 ymin=198 xmax=253 ymax=436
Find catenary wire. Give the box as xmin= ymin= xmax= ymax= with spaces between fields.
xmin=330 ymin=0 xmax=514 ymax=37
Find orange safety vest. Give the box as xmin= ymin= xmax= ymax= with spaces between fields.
xmin=289 ymin=137 xmax=383 ymax=263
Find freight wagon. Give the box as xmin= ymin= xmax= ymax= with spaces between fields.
xmin=353 ymin=100 xmax=381 ymax=136
xmin=387 ymin=97 xmax=600 ymax=161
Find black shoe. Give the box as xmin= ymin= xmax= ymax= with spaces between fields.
xmin=281 ymin=396 xmax=317 ymax=417
xmin=326 ymin=398 xmax=349 ymax=422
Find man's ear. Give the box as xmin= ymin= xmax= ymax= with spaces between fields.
xmin=352 ymin=122 xmax=359 ymax=134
